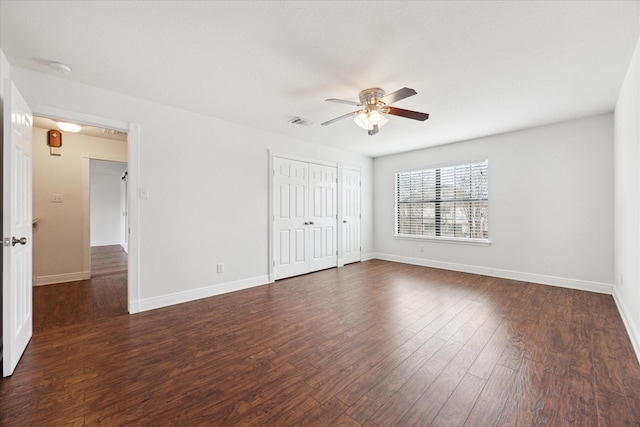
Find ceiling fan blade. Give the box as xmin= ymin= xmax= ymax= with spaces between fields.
xmin=380 ymin=87 xmax=417 ymax=105
xmin=321 ymin=111 xmax=358 ymax=126
xmin=325 ymin=98 xmax=361 ymax=106
xmin=386 ymin=106 xmax=429 ymax=121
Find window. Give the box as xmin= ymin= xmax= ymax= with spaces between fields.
xmin=395 ymin=160 xmax=489 ymax=241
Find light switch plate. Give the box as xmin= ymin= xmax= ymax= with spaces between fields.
xmin=51 ymin=193 xmax=63 ymax=203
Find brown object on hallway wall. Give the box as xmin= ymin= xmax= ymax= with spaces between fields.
xmin=48 ymin=129 xmax=62 ymax=147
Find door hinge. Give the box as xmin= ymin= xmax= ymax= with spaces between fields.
xmin=3 ymin=237 xmax=10 ymax=247
xmin=273 ymin=260 xmax=275 ymax=267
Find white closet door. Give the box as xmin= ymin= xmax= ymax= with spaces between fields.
xmin=273 ymin=158 xmax=309 ymax=280
xmin=342 ymin=168 xmax=361 ymax=264
xmin=308 ymin=163 xmax=337 ymax=272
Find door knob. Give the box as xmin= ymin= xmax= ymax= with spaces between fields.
xmin=343 ymin=220 xmax=347 ymax=223
xmin=309 ymin=221 xmax=314 ymax=225
xmin=304 ymin=222 xmax=309 ymax=225
xmin=12 ymin=237 xmax=27 ymax=246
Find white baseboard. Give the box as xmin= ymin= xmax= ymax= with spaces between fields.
xmin=137 ymin=275 xmax=270 ymax=312
xmin=361 ymin=252 xmax=376 ymax=262
xmin=91 ymin=241 xmax=122 ymax=247
xmin=35 ymin=271 xmax=91 ymax=286
xmin=370 ymin=253 xmax=613 ymax=295
xmin=613 ymin=288 xmax=640 ymax=365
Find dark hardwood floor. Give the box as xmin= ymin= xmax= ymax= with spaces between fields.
xmin=2 ymin=260 xmax=639 ymax=426
xmin=33 ymin=245 xmax=128 ymax=333
xmin=90 ymin=244 xmax=128 ymax=278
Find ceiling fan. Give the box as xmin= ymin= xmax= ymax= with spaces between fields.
xmin=321 ymin=87 xmax=429 ymax=135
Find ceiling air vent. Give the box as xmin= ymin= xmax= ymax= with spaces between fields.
xmin=102 ymin=128 xmax=125 ymax=135
xmin=289 ymin=117 xmax=313 ymax=127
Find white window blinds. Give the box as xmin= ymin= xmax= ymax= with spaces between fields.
xmin=396 ymin=160 xmax=489 ymax=240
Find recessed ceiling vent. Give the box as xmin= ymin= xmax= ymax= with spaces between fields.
xmin=289 ymin=117 xmax=313 ymax=127
xmin=102 ymin=128 xmax=125 ymax=135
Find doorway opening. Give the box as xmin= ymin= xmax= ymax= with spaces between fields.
xmin=90 ymin=159 xmax=128 ymax=271
xmin=31 ymin=116 xmax=129 ymax=332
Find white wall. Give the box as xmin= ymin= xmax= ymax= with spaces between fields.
xmin=10 ymin=64 xmax=373 ymax=311
xmin=614 ymin=34 xmax=640 ymax=362
xmin=373 ymin=114 xmax=614 ymax=293
xmin=0 ymin=48 xmax=8 ymax=94
xmin=90 ymin=160 xmax=127 ymax=247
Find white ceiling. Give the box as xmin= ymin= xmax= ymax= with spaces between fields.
xmin=1 ymin=1 xmax=638 ymax=157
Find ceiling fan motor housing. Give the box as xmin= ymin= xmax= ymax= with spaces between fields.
xmin=359 ymin=88 xmax=385 ymax=106
xmin=359 ymin=88 xmax=390 ymax=115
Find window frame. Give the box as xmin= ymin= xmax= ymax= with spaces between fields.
xmin=394 ymin=159 xmax=491 ymax=245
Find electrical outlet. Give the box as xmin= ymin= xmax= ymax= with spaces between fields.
xmin=217 ymin=263 xmax=224 ymax=273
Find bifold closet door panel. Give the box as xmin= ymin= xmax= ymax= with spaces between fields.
xmin=273 ymin=157 xmax=309 ymax=280
xmin=308 ymin=163 xmax=337 ymax=273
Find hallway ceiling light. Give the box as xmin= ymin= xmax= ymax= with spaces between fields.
xmin=49 ymin=61 xmax=72 ymax=74
xmin=56 ymin=122 xmax=82 ymax=133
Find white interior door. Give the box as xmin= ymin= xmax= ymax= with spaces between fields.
xmin=308 ymin=164 xmax=337 ymax=272
xmin=342 ymin=168 xmax=361 ymax=264
xmin=273 ymin=157 xmax=309 ymax=280
xmin=2 ymin=81 xmax=33 ymax=377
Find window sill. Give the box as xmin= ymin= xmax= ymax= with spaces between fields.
xmin=394 ymin=234 xmax=492 ymax=246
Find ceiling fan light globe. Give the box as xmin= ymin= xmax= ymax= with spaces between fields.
xmin=378 ymin=115 xmax=389 ymax=128
xmin=368 ymin=110 xmax=383 ymax=125
xmin=354 ymin=113 xmax=372 ymax=130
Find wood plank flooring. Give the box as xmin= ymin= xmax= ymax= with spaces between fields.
xmin=32 ymin=245 xmax=128 ymax=333
xmin=2 ymin=260 xmax=639 ymax=426
xmin=90 ymin=244 xmax=128 ymax=278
